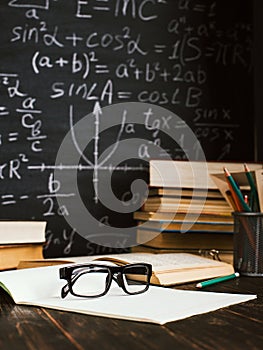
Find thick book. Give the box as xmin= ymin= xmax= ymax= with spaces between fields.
xmin=143 ymin=196 xmax=230 ymax=207
xmin=149 ymin=160 xmax=263 ymax=189
xmin=0 ymin=243 xmax=44 ymax=270
xmin=136 ymin=228 xmax=233 ymax=251
xmin=0 ymin=221 xmax=46 ymax=244
xmin=137 ymin=220 xmax=233 ymax=233
xmin=133 ymin=211 xmax=234 ymax=223
xmin=148 ymin=187 xmax=223 ymax=199
xmin=142 ymin=195 xmax=232 ymax=213
xmin=141 ymin=201 xmax=232 ymax=215
xmin=142 ymin=186 xmax=232 ymax=215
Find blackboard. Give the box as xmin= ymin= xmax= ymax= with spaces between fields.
xmin=0 ymin=0 xmax=254 ymax=257
xmin=254 ymin=0 xmax=263 ymax=162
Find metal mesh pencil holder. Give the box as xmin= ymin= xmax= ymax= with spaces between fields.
xmin=232 ymin=212 xmax=263 ymax=276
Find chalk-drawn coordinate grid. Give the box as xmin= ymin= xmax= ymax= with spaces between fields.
xmin=0 ymin=1 xmax=253 ymax=257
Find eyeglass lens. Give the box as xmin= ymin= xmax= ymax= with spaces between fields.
xmin=122 ymin=265 xmax=149 ymax=294
xmin=72 ymin=266 xmax=110 ymax=297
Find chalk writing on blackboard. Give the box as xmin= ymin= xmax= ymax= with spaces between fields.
xmin=53 ymin=101 xmax=208 ymax=248
xmin=0 ymin=0 xmax=253 ymax=256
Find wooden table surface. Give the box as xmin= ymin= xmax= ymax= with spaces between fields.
xmin=0 ymin=276 xmax=262 ymax=350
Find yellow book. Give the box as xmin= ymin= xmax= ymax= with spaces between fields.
xmin=0 ymin=243 xmax=44 ymax=270
xmin=133 ymin=210 xmax=234 ymax=223
xmin=137 ymin=220 xmax=233 ymax=233
xmin=136 ymin=228 xmax=233 ymax=251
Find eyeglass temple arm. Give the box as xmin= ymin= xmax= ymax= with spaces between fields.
xmin=61 ymin=283 xmax=70 ymax=299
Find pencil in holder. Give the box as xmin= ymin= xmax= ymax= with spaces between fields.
xmin=232 ymin=212 xmax=263 ymax=276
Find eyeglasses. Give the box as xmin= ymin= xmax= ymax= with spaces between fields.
xmin=59 ymin=263 xmax=152 ymax=298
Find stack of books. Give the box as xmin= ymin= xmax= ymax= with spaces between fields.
xmin=0 ymin=221 xmax=46 ymax=270
xmin=133 ymin=160 xmax=263 ymax=255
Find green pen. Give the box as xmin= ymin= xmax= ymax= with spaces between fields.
xmin=223 ymin=167 xmax=251 ymax=212
xmin=196 ymin=272 xmax=240 ymax=288
xmin=244 ymin=164 xmax=260 ymax=211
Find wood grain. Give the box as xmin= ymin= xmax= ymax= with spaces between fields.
xmin=0 ymin=277 xmax=262 ymax=350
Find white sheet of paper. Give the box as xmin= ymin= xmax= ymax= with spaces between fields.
xmin=0 ymin=265 xmax=256 ymax=325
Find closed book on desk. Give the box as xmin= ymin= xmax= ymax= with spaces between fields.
xmin=0 ymin=221 xmax=46 ymax=244
xmin=0 ymin=221 xmax=46 ymax=270
xmin=143 ymin=196 xmax=229 ymax=207
xmin=133 ymin=211 xmax=234 ymax=223
xmin=136 ymin=228 xmax=233 ymax=251
xmin=148 ymin=187 xmax=224 ymax=198
xmin=149 ymin=160 xmax=263 ymax=189
xmin=141 ymin=198 xmax=232 ymax=215
xmin=0 ymin=243 xmax=44 ymax=270
xmin=137 ymin=220 xmax=233 ymax=233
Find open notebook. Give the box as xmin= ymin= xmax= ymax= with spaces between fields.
xmin=0 ymin=263 xmax=256 ymax=325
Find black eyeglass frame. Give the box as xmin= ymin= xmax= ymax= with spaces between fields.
xmin=59 ymin=263 xmax=152 ymax=298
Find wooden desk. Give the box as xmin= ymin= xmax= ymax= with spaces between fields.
xmin=0 ymin=276 xmax=262 ymax=350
